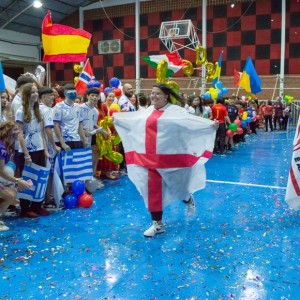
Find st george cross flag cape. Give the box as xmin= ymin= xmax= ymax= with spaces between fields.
xmin=75 ymin=59 xmax=95 ymax=95
xmin=141 ymin=53 xmax=185 ymax=78
xmin=17 ymin=163 xmax=50 ymax=202
xmin=42 ymin=11 xmax=92 ymax=63
xmin=285 ymin=115 xmax=300 ymax=210
xmin=113 ymin=104 xmax=216 ymax=210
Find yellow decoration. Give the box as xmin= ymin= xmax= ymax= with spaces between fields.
xmin=195 ymin=46 xmax=207 ymax=65
xmin=156 ymin=60 xmax=168 ymax=83
xmin=96 ymin=116 xmax=123 ymax=164
xmin=182 ymin=59 xmax=194 ymax=76
xmin=74 ymin=76 xmax=79 ymax=84
xmin=73 ymin=64 xmax=83 ymax=74
xmin=205 ymin=62 xmax=216 ymax=82
xmin=166 ymin=80 xmax=180 ymax=104
xmin=109 ymin=103 xmax=121 ymax=112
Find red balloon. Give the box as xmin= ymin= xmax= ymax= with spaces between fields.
xmin=256 ymin=115 xmax=261 ymax=121
xmin=234 ymin=119 xmax=241 ymax=127
xmin=252 ymin=116 xmax=256 ymax=122
xmin=100 ymin=84 xmax=104 ymax=92
xmin=109 ymin=108 xmax=119 ymax=116
xmin=226 ymin=130 xmax=234 ymax=138
xmin=236 ymin=127 xmax=243 ymax=135
xmin=114 ymin=88 xmax=122 ymax=97
xmin=78 ymin=192 xmax=93 ymax=208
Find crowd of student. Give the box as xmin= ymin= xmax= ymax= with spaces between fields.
xmin=0 ymin=74 xmax=292 ymax=231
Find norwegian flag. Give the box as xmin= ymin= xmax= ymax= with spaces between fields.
xmin=285 ymin=115 xmax=300 ymax=210
xmin=75 ymin=59 xmax=95 ymax=95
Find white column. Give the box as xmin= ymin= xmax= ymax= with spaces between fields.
xmin=279 ymin=0 xmax=286 ymax=98
xmin=201 ymin=0 xmax=207 ymax=95
xmin=135 ymin=0 xmax=140 ymax=93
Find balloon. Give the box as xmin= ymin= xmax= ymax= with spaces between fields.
xmin=100 ymin=84 xmax=104 ymax=92
xmin=87 ymin=80 xmax=100 ymax=88
xmin=113 ymin=88 xmax=122 ymax=97
xmin=73 ymin=64 xmax=83 ymax=74
xmin=104 ymin=87 xmax=113 ymax=94
xmin=6 ymin=161 xmax=16 ymax=171
xmin=78 ymin=192 xmax=93 ymax=208
xmin=71 ymin=180 xmax=85 ymax=197
xmin=74 ymin=77 xmax=79 ymax=84
xmin=236 ymin=127 xmax=243 ymax=135
xmin=222 ymin=87 xmax=229 ymax=94
xmin=85 ymin=178 xmax=102 ymax=194
xmin=110 ymin=77 xmax=120 ymax=88
xmin=246 ymin=117 xmax=252 ymax=123
xmin=252 ymin=116 xmax=257 ymax=122
xmin=109 ymin=108 xmax=119 ymax=116
xmin=105 ymin=151 xmax=123 ymax=164
xmin=241 ymin=96 xmax=246 ymax=101
xmin=182 ymin=59 xmax=194 ymax=76
xmin=256 ymin=115 xmax=261 ymax=121
xmin=203 ymin=93 xmax=211 ymax=99
xmin=216 ymin=81 xmax=223 ymax=90
xmin=234 ymin=119 xmax=241 ymax=127
xmin=195 ymin=46 xmax=207 ymax=65
xmin=241 ymin=120 xmax=247 ymax=128
xmin=156 ymin=60 xmax=168 ymax=83
xmin=226 ymin=130 xmax=234 ymax=138
xmin=64 ymin=194 xmax=78 ymax=209
xmin=228 ymin=123 xmax=238 ymax=132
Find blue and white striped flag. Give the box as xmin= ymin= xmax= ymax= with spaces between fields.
xmin=18 ymin=163 xmax=50 ymax=202
xmin=60 ymin=147 xmax=93 ymax=184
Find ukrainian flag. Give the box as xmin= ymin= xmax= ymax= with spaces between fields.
xmin=239 ymin=57 xmax=262 ymax=95
xmin=211 ymin=52 xmax=223 ymax=88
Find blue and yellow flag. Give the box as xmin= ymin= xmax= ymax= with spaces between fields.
xmin=0 ymin=62 xmax=5 ymax=91
xmin=211 ymin=52 xmax=223 ymax=88
xmin=239 ymin=56 xmax=262 ymax=94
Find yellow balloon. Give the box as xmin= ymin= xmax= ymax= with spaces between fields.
xmin=74 ymin=76 xmax=79 ymax=84
xmin=73 ymin=64 xmax=83 ymax=74
xmin=105 ymin=151 xmax=123 ymax=164
xmin=156 ymin=60 xmax=168 ymax=83
xmin=195 ymin=46 xmax=207 ymax=65
xmin=182 ymin=59 xmax=194 ymax=76
xmin=205 ymin=62 xmax=216 ymax=82
xmin=109 ymin=103 xmax=121 ymax=112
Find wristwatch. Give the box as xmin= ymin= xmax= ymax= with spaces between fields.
xmin=14 ymin=178 xmax=19 ymax=184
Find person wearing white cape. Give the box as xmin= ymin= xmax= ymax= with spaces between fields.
xmin=114 ymin=83 xmax=218 ymax=237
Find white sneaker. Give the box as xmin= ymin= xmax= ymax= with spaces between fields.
xmin=183 ymin=194 xmax=196 ymax=216
xmin=0 ymin=220 xmax=9 ymax=231
xmin=143 ymin=221 xmax=165 ymax=237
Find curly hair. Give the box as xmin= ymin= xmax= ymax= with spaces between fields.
xmin=21 ymin=83 xmax=42 ymax=123
xmin=0 ymin=120 xmax=17 ymax=153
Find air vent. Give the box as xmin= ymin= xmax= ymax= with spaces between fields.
xmin=98 ymin=39 xmax=121 ymax=54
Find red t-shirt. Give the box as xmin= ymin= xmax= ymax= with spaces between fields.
xmin=212 ymin=103 xmax=228 ymax=123
xmin=263 ymin=105 xmax=273 ymax=116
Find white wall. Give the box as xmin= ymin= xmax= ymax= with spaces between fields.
xmin=0 ymin=29 xmax=41 ymax=61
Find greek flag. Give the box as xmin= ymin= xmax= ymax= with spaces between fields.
xmin=60 ymin=148 xmax=93 ymax=184
xmin=18 ymin=163 xmax=50 ymax=202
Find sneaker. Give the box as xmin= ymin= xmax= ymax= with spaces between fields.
xmin=3 ymin=205 xmax=19 ymax=217
xmin=0 ymin=220 xmax=9 ymax=231
xmin=143 ymin=221 xmax=165 ymax=237
xmin=183 ymin=194 xmax=196 ymax=216
xmin=43 ymin=202 xmax=57 ymax=210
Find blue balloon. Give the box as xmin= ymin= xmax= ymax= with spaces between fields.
xmin=218 ymin=91 xmax=223 ymax=97
xmin=104 ymin=87 xmax=113 ymax=93
xmin=216 ymin=81 xmax=223 ymax=90
xmin=246 ymin=117 xmax=252 ymax=123
xmin=87 ymin=80 xmax=100 ymax=89
xmin=222 ymin=87 xmax=229 ymax=94
xmin=203 ymin=93 xmax=211 ymax=99
xmin=241 ymin=120 xmax=247 ymax=128
xmin=64 ymin=194 xmax=78 ymax=209
xmin=110 ymin=77 xmax=120 ymax=88
xmin=71 ymin=180 xmax=85 ymax=196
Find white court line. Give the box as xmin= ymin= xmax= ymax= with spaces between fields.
xmin=206 ymin=179 xmax=286 ymax=190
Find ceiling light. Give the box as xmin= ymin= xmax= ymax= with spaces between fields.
xmin=33 ymin=1 xmax=42 ymax=8
xmin=230 ymin=3 xmax=235 ymax=8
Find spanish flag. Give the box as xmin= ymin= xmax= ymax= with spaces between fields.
xmin=42 ymin=11 xmax=92 ymax=63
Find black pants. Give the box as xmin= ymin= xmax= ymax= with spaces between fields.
xmin=264 ymin=115 xmax=273 ymax=131
xmin=215 ymin=123 xmax=226 ymax=154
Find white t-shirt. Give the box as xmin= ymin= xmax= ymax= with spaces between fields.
xmin=53 ymin=101 xmax=83 ymax=142
xmin=15 ymin=107 xmax=44 ymax=153
xmin=118 ymin=95 xmax=135 ymax=112
xmin=80 ymin=103 xmax=99 ymax=145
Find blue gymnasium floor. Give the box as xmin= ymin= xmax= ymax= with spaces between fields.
xmin=1 ymin=128 xmax=299 ymax=300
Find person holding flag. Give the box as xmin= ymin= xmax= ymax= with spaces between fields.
xmin=114 ymin=83 xmax=218 ymax=237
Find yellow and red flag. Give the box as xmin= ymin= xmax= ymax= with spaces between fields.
xmin=42 ymin=11 xmax=92 ymax=63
